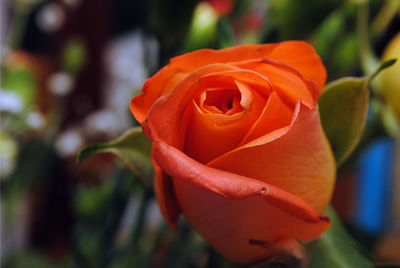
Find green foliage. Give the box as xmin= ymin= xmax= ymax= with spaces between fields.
xmin=2 ymin=140 xmax=54 ymax=222
xmin=148 ymin=0 xmax=197 ymax=59
xmin=77 ymin=127 xmax=153 ymax=186
xmin=318 ymin=77 xmax=369 ymax=166
xmin=312 ymin=10 xmax=346 ymax=58
xmin=370 ymin=59 xmax=397 ymax=82
xmin=306 ymin=207 xmax=373 ymax=268
xmin=1 ymin=251 xmax=54 ymax=268
xmin=74 ymin=180 xmax=115 ymax=218
xmin=1 ymin=68 xmax=36 ymax=106
xmin=330 ymin=34 xmax=359 ymax=79
xmin=269 ymin=0 xmax=343 ymax=40
xmin=371 ymin=99 xmax=400 ymax=137
xmin=319 ymin=59 xmax=397 ymax=165
xmin=381 ymin=104 xmax=400 ymax=137
xmin=72 ymin=170 xmax=140 ymax=268
xmin=217 ymin=17 xmax=234 ymax=48
xmin=62 ymin=37 xmax=86 ymax=75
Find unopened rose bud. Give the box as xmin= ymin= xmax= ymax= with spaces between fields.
xmin=55 ymin=128 xmax=84 ymax=157
xmin=183 ymin=2 xmax=219 ymax=52
xmin=380 ymin=33 xmax=400 ymax=119
xmin=130 ymin=41 xmax=334 ymax=264
xmin=48 ymin=72 xmax=74 ymax=96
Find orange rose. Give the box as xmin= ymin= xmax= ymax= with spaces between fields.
xmin=130 ymin=41 xmax=335 ymax=264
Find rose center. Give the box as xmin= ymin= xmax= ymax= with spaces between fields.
xmin=202 ymin=89 xmax=242 ymax=115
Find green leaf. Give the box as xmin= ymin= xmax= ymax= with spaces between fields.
xmin=77 ymin=127 xmax=153 ymax=186
xmin=217 ymin=17 xmax=234 ymax=48
xmin=369 ymin=58 xmax=397 ymax=83
xmin=319 ymin=59 xmax=397 ymax=165
xmin=318 ymin=77 xmax=369 ymax=166
xmin=311 ymin=9 xmax=345 ymax=58
xmin=306 ymin=207 xmax=373 ymax=268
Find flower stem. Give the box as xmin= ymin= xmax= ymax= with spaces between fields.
xmin=371 ymin=0 xmax=400 ymax=39
xmin=306 ymin=207 xmax=373 ymax=268
xmin=356 ymin=3 xmax=380 ymax=76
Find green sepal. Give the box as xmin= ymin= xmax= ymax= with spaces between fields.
xmin=318 ymin=77 xmax=369 ymax=166
xmin=306 ymin=207 xmax=373 ymax=268
xmin=318 ymin=59 xmax=396 ymax=166
xmin=77 ymin=127 xmax=153 ymax=186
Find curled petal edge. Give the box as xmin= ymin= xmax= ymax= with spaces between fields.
xmin=230 ymin=58 xmax=320 ymax=105
xmin=152 ymin=160 xmax=181 ymax=229
xmin=152 ymin=139 xmax=331 ymax=229
xmin=131 ymin=41 xmax=326 ymax=123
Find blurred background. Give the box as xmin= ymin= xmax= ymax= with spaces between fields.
xmin=1 ymin=0 xmax=400 ymax=267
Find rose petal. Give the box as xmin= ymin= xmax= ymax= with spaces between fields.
xmin=185 ymin=79 xmax=265 ymax=164
xmin=231 ymin=58 xmax=319 ymax=107
xmin=265 ymin=41 xmax=326 ymax=90
xmin=131 ymin=41 xmax=326 ymax=123
xmin=131 ymin=69 xmax=187 ymax=123
xmin=200 ymin=69 xmax=273 ymax=99
xmin=152 ymin=159 xmax=180 ymax=229
xmin=208 ymin=101 xmax=336 ymax=213
xmin=143 ymin=64 xmax=270 ymax=151
xmin=152 ymin=140 xmax=331 ymax=264
xmin=198 ymin=88 xmax=242 ymax=114
xmin=240 ymin=91 xmax=293 ymax=145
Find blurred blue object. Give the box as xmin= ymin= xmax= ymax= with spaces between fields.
xmin=354 ymin=138 xmax=396 ymax=234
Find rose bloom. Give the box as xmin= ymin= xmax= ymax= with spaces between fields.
xmin=130 ymin=41 xmax=335 ymax=264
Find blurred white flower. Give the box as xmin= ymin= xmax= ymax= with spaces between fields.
xmin=55 ymin=128 xmax=84 ymax=157
xmin=103 ymin=31 xmax=159 ymax=130
xmin=83 ymin=109 xmax=122 ymax=137
xmin=48 ymin=72 xmax=74 ymax=96
xmin=0 ymin=89 xmax=23 ymax=113
xmin=26 ymin=111 xmax=45 ymax=129
xmin=36 ymin=3 xmax=66 ymax=33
